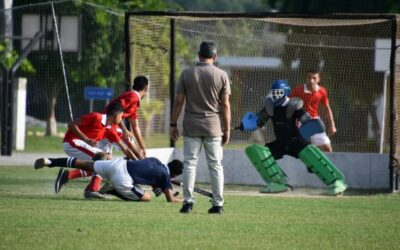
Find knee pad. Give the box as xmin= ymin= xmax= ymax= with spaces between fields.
xmin=299 ymin=145 xmax=345 ymax=186
xmin=245 ymin=144 xmax=288 ymax=185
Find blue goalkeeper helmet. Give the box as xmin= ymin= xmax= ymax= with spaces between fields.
xmin=268 ymin=80 xmax=291 ymax=107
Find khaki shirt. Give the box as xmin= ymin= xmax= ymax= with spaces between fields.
xmin=176 ymin=62 xmax=231 ymax=137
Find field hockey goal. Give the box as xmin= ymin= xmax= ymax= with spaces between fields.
xmin=125 ymin=12 xmax=400 ymax=191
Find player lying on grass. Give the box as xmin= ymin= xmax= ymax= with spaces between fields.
xmin=55 ymin=102 xmax=142 ymax=199
xmin=36 ymin=152 xmax=183 ymax=202
xmin=59 ymin=77 xmax=148 ymax=198
xmin=239 ymin=79 xmax=347 ymax=195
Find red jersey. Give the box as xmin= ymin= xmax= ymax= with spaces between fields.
xmin=63 ymin=112 xmax=120 ymax=143
xmin=105 ymin=124 xmax=124 ymax=140
xmin=104 ymin=90 xmax=140 ymax=120
xmin=290 ymin=84 xmax=329 ymax=118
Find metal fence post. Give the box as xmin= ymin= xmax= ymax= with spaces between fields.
xmin=1 ymin=67 xmax=10 ymax=155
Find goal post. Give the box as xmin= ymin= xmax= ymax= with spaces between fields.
xmin=125 ymin=12 xmax=400 ymax=191
xmin=391 ymin=17 xmax=400 ymax=191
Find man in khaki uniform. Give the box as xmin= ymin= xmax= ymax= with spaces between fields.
xmin=170 ymin=41 xmax=231 ymax=214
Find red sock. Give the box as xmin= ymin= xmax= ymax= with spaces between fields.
xmin=86 ymin=175 xmax=102 ymax=192
xmin=67 ymin=169 xmax=93 ymax=180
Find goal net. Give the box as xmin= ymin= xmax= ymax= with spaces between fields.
xmin=125 ymin=12 xmax=400 ymax=188
xmin=126 ymin=13 xmax=398 ymax=149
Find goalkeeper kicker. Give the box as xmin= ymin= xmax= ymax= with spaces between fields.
xmin=238 ymin=80 xmax=347 ymax=195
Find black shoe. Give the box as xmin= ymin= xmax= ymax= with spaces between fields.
xmin=34 ymin=158 xmax=51 ymax=169
xmin=84 ymin=190 xmax=108 ymax=199
xmin=208 ymin=206 xmax=223 ymax=214
xmin=55 ymin=168 xmax=69 ymax=193
xmin=179 ymin=203 xmax=193 ymax=213
xmin=152 ymin=187 xmax=163 ymax=197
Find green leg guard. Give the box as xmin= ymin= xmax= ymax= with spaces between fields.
xmin=245 ymin=144 xmax=289 ymax=193
xmin=299 ymin=145 xmax=347 ymax=195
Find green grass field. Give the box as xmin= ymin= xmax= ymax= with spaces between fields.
xmin=24 ymin=131 xmax=249 ymax=153
xmin=1 ymin=166 xmax=400 ymax=250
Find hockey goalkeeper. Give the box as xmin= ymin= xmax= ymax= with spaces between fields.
xmin=239 ymin=79 xmax=347 ymax=195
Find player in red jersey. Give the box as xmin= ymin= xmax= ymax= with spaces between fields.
xmin=103 ymin=76 xmax=149 ymax=158
xmin=55 ymin=102 xmax=139 ymax=199
xmin=290 ymin=70 xmax=336 ymax=152
xmin=100 ymin=76 xmax=157 ymax=194
xmin=61 ymin=77 xmax=149 ymax=198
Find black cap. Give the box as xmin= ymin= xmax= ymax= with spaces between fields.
xmin=198 ymin=41 xmax=217 ymax=58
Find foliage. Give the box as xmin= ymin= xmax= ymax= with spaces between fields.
xmin=167 ymin=0 xmax=400 ymax=13
xmin=387 ymin=0 xmax=400 ymax=12
xmin=271 ymin=0 xmax=400 ymax=13
xmin=0 ymin=40 xmax=35 ymax=73
xmin=24 ymin=124 xmax=179 ymax=149
xmin=1 ymin=166 xmax=400 ymax=249
xmin=10 ymin=0 xmax=180 ymax=135
xmin=166 ymin=0 xmax=271 ymax=12
xmin=139 ymin=99 xmax=164 ymax=121
xmin=91 ymin=0 xmax=176 ymax=10
xmin=138 ymin=99 xmax=165 ymax=138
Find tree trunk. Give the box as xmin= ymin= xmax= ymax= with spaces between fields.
xmin=45 ymin=83 xmax=61 ymax=136
xmin=3 ymin=0 xmax=13 ymax=50
xmin=143 ymin=118 xmax=152 ymax=139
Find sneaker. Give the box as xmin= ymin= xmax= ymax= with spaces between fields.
xmin=208 ymin=206 xmax=223 ymax=214
xmin=329 ymin=180 xmax=348 ymax=196
xmin=34 ymin=158 xmax=51 ymax=169
xmin=84 ymin=190 xmax=108 ymax=199
xmin=179 ymin=203 xmax=193 ymax=213
xmin=98 ymin=183 xmax=113 ymax=195
xmin=55 ymin=168 xmax=69 ymax=193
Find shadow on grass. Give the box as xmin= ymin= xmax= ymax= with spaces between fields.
xmin=0 ymin=193 xmax=127 ymax=203
xmin=197 ymin=182 xmax=393 ymax=197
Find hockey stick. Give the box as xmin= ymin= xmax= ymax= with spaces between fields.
xmin=171 ymin=180 xmax=213 ymax=198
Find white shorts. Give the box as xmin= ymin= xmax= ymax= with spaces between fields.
xmin=97 ymin=139 xmax=120 ymax=154
xmin=63 ymin=140 xmax=103 ymax=160
xmin=310 ymin=132 xmax=331 ymax=146
xmin=94 ymin=158 xmax=143 ymax=201
xmin=98 ymin=133 xmax=135 ymax=155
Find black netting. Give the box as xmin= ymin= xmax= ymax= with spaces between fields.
xmin=2 ymin=1 xmax=126 ymax=140
xmin=1 ymin=6 xmax=398 ymax=154
xmin=128 ymin=14 xmax=397 ymax=152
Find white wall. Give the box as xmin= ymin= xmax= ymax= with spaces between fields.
xmin=0 ymin=147 xmax=390 ymax=190
xmin=173 ymin=149 xmax=390 ymax=189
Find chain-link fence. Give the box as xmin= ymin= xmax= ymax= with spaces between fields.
xmin=393 ymin=16 xmax=400 ymax=189
xmin=127 ymin=13 xmax=399 ymax=154
xmin=1 ymin=1 xmax=131 ymax=154
xmin=1 ymin=4 xmax=400 ymax=179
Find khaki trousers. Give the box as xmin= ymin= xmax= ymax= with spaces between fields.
xmin=183 ymin=136 xmax=224 ymax=206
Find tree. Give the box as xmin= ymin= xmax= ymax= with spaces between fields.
xmin=270 ymin=0 xmax=399 ymax=13
xmin=0 ymin=40 xmax=35 ymax=73
xmin=166 ymin=0 xmax=270 ymax=12
xmin=12 ymin=0 xmax=175 ymax=136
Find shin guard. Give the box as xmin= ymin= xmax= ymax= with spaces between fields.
xmin=299 ymin=145 xmax=344 ymax=185
xmin=245 ymin=144 xmax=288 ymax=185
